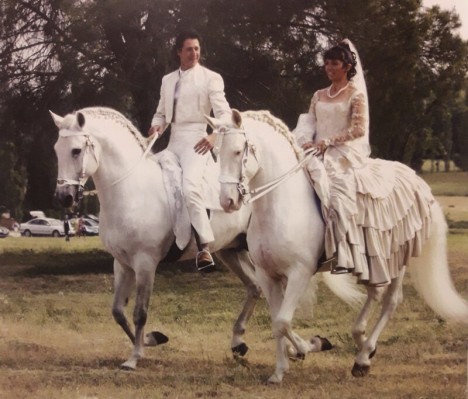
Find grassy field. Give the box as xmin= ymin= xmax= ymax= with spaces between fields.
xmin=0 ymin=172 xmax=467 ymax=398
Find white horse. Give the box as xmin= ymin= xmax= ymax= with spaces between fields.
xmin=209 ymin=109 xmax=468 ymax=383
xmin=51 ymin=107 xmax=361 ymax=371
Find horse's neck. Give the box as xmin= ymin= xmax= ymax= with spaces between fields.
xmin=252 ymin=130 xmax=298 ymax=185
xmin=90 ymin=127 xmax=157 ymax=204
xmin=250 ymin=130 xmax=313 ymax=211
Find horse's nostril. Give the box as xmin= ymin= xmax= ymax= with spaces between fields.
xmin=63 ymin=195 xmax=74 ymax=208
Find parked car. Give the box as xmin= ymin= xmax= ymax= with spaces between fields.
xmin=0 ymin=226 xmax=9 ymax=238
xmin=82 ymin=218 xmax=99 ymax=236
xmin=20 ymin=217 xmax=75 ymax=237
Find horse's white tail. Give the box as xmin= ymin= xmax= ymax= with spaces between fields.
xmin=297 ymin=273 xmax=365 ymax=318
xmin=410 ymin=201 xmax=468 ymax=323
xmin=321 ymin=272 xmax=365 ymax=309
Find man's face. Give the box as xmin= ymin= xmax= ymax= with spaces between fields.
xmin=178 ymin=38 xmax=200 ymax=70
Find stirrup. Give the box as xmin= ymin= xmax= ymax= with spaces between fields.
xmin=318 ymin=256 xmax=337 ymax=272
xmin=196 ymin=249 xmax=215 ymax=273
xmin=331 ymin=266 xmax=349 ymax=275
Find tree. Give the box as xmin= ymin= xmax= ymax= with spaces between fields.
xmin=1 ymin=0 xmax=467 ymax=216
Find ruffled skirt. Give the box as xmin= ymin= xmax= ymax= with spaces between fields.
xmin=307 ymin=147 xmax=434 ymax=286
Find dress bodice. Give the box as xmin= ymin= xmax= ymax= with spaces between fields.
xmin=315 ymin=101 xmax=350 ymax=142
xmin=315 ymin=91 xmax=370 ymax=158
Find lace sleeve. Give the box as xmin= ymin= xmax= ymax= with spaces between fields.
xmin=330 ymin=92 xmax=367 ymax=145
xmin=293 ymin=92 xmax=318 ymax=146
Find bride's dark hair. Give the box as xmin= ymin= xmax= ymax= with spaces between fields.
xmin=323 ymin=41 xmax=357 ymax=80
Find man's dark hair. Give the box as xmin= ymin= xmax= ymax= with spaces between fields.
xmin=174 ymin=30 xmax=202 ymax=52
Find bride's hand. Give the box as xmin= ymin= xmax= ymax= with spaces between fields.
xmin=303 ymin=140 xmax=329 ymax=155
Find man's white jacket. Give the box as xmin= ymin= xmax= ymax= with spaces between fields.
xmin=151 ymin=63 xmax=231 ymax=130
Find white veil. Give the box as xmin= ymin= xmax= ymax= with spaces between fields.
xmin=342 ymin=39 xmax=370 ymax=137
xmin=342 ymin=39 xmax=367 ymax=104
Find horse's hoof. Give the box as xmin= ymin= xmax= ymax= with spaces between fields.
xmin=267 ymin=374 xmax=283 ymax=385
xmin=232 ymin=342 xmax=249 ymax=357
xmin=351 ymin=362 xmax=370 ymax=378
xmin=311 ymin=335 xmax=333 ymax=351
xmin=295 ymin=352 xmax=305 ymax=361
xmin=145 ymin=331 xmax=169 ymax=347
xmin=120 ymin=363 xmax=136 ymax=371
xmin=369 ymin=346 xmax=377 ymax=359
xmin=315 ymin=335 xmax=333 ymax=351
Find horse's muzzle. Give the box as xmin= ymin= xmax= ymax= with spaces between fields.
xmin=55 ymin=184 xmax=82 ymax=208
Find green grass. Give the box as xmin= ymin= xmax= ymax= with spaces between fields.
xmin=421 ymin=171 xmax=468 ymax=196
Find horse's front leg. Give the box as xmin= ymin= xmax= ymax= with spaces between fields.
xmin=121 ymin=258 xmax=157 ymax=370
xmin=255 ymin=268 xmax=290 ymax=384
xmin=112 ymin=259 xmax=136 ymax=344
xmin=216 ymin=249 xmax=262 ymax=357
xmin=272 ymin=268 xmax=316 ymax=361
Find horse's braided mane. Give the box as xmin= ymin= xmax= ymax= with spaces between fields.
xmin=242 ymin=110 xmax=302 ymax=160
xmin=80 ymin=107 xmax=148 ymax=152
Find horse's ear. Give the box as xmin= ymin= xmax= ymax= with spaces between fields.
xmin=49 ymin=111 xmax=64 ymax=128
xmin=77 ymin=112 xmax=86 ymax=129
xmin=232 ymin=109 xmax=242 ymax=128
xmin=204 ymin=114 xmax=218 ymax=129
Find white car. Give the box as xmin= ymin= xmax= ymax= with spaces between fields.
xmin=82 ymin=218 xmax=99 ymax=236
xmin=0 ymin=226 xmax=9 ymax=238
xmin=20 ymin=217 xmax=74 ymax=237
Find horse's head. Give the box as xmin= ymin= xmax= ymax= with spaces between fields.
xmin=51 ymin=111 xmax=101 ymax=208
xmin=206 ymin=109 xmax=260 ymax=213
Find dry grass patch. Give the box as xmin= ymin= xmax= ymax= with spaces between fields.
xmin=1 ymin=232 xmax=467 ymax=398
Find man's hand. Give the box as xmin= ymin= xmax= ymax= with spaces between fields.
xmin=148 ymin=125 xmax=161 ymax=140
xmin=194 ymin=134 xmax=216 ymax=155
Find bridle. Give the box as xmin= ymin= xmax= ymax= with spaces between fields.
xmin=56 ymin=127 xmax=159 ymax=204
xmin=215 ymin=125 xmax=318 ymax=204
xmin=56 ymin=129 xmax=98 ymax=203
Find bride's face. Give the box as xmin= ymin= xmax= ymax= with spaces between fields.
xmin=324 ymin=58 xmax=350 ymax=82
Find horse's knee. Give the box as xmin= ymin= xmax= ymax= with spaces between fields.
xmin=133 ymin=307 xmax=148 ymax=327
xmin=352 ymin=327 xmax=365 ymax=340
xmin=112 ymin=307 xmax=127 ymax=326
xmin=251 ymin=285 xmax=262 ymax=299
xmin=272 ymin=318 xmax=290 ymax=337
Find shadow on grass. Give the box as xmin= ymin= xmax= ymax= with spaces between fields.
xmin=0 ymin=251 xmax=207 ymax=277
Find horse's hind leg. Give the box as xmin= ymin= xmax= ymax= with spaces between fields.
xmin=352 ymin=286 xmax=385 ymax=350
xmin=352 ymin=267 xmax=406 ymax=377
xmin=216 ymin=249 xmax=261 ymax=357
xmin=112 ymin=259 xmax=136 ymax=344
xmin=121 ymin=257 xmax=157 ymax=370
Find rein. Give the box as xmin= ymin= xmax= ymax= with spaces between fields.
xmin=244 ymin=147 xmax=318 ymax=203
xmin=216 ymin=128 xmax=319 ymax=204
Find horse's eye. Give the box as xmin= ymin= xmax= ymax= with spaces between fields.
xmin=72 ymin=148 xmax=81 ymax=157
xmin=235 ymin=150 xmax=242 ymax=156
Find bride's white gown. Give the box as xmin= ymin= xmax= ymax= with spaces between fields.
xmin=296 ymin=83 xmax=434 ymax=286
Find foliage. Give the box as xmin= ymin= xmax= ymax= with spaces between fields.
xmin=0 ymin=0 xmax=467 ymax=215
